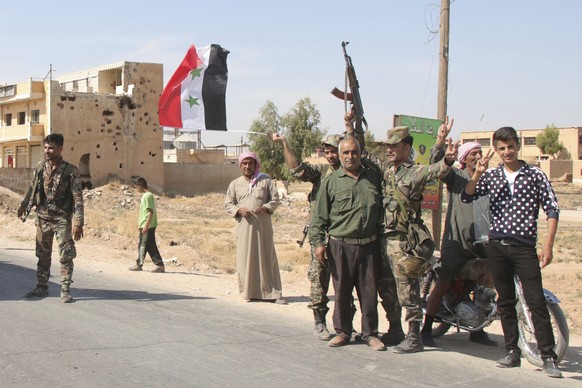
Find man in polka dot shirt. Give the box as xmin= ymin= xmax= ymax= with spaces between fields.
xmin=462 ymin=126 xmax=562 ymax=378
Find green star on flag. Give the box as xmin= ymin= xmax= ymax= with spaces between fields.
xmin=186 ymin=95 xmax=199 ymax=108
xmin=190 ymin=68 xmax=202 ymax=79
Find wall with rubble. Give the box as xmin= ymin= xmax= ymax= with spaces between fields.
xmin=49 ymin=62 xmax=164 ymax=192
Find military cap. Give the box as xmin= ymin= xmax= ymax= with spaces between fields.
xmin=321 ymin=134 xmax=343 ymax=148
xmin=386 ymin=126 xmax=410 ymax=145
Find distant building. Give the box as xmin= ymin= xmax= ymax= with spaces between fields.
xmin=0 ymin=61 xmax=164 ymax=191
xmin=460 ymin=127 xmax=582 ymax=164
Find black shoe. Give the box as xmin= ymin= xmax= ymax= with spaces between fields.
xmin=25 ymin=285 xmax=48 ymax=298
xmin=381 ymin=330 xmax=406 ymax=346
xmin=469 ymin=330 xmax=497 ymax=346
xmin=421 ymin=331 xmax=437 ymax=347
xmin=542 ymin=359 xmax=563 ymax=378
xmin=496 ymin=350 xmax=521 ymax=368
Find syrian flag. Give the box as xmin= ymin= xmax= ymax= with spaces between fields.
xmin=158 ymin=44 xmax=229 ymax=131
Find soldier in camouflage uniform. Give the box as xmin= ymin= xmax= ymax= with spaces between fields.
xmin=17 ymin=133 xmax=84 ymax=303
xmin=271 ymin=132 xmax=343 ymax=341
xmin=382 ymin=126 xmax=457 ymax=353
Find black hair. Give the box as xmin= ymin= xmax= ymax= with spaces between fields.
xmin=135 ymin=177 xmax=148 ymax=188
xmin=493 ymin=127 xmax=519 ymax=146
xmin=402 ymin=135 xmax=414 ymax=147
xmin=44 ymin=133 xmax=64 ymax=147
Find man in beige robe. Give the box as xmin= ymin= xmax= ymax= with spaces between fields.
xmin=225 ymin=152 xmax=285 ymax=303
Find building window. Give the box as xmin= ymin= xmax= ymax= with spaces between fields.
xmin=31 ymin=110 xmax=40 ymax=124
xmin=524 ymin=137 xmax=537 ymax=146
xmin=579 ymin=134 xmax=582 ymax=145
xmin=5 ymin=113 xmax=12 ymax=126
xmin=477 ymin=138 xmax=490 ymax=147
xmin=18 ymin=112 xmax=26 ymax=125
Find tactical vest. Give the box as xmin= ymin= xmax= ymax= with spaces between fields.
xmin=42 ymin=161 xmax=75 ymax=213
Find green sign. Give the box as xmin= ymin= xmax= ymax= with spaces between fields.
xmin=393 ymin=114 xmax=443 ymax=210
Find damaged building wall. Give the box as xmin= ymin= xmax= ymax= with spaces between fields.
xmin=49 ymin=62 xmax=164 ymax=191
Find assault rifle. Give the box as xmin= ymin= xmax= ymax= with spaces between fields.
xmin=19 ymin=166 xmax=43 ymax=222
xmin=331 ymin=41 xmax=367 ymax=149
xmin=296 ymin=223 xmax=310 ymax=248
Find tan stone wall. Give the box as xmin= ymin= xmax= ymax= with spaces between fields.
xmin=164 ymin=149 xmax=226 ymax=164
xmin=163 ymin=163 xmax=241 ymax=196
xmin=539 ymin=160 xmax=572 ymax=180
xmin=48 ymin=62 xmax=164 ymax=192
xmin=0 ymin=167 xmax=31 ymax=195
xmin=573 ymin=160 xmax=582 ymax=185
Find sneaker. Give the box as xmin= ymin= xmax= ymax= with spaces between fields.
xmin=542 ymin=359 xmax=563 ymax=378
xmin=496 ymin=349 xmax=521 ymax=368
xmin=25 ymin=285 xmax=48 ymax=298
xmin=60 ymin=289 xmax=74 ymax=303
xmin=128 ymin=264 xmax=143 ymax=271
xmin=150 ymin=265 xmax=165 ymax=273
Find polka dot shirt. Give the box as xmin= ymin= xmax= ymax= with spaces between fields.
xmin=461 ymin=162 xmax=559 ymax=246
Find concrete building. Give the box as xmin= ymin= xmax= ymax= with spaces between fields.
xmin=0 ymin=61 xmax=164 ymax=191
xmin=460 ymin=127 xmax=582 ymax=163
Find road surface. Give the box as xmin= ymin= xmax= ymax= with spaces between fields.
xmin=1 ymin=238 xmax=580 ymax=387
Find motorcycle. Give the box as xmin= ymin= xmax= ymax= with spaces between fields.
xmin=420 ymin=257 xmax=569 ymax=367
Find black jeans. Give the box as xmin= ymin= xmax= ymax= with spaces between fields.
xmin=328 ymin=238 xmax=380 ymax=342
xmin=488 ymin=240 xmax=557 ymax=359
xmin=136 ymin=227 xmax=164 ymax=267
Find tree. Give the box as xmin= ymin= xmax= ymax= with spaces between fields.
xmin=248 ymin=101 xmax=285 ymax=179
xmin=536 ymin=124 xmax=565 ymax=159
xmin=280 ymin=97 xmax=325 ymax=170
xmin=249 ymin=98 xmax=324 ymax=180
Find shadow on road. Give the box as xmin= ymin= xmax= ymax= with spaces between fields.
xmin=0 ymin=260 xmax=212 ymax=302
xmin=425 ymin=331 xmax=582 ymax=378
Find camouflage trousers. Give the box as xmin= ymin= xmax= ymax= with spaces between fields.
xmin=378 ymin=235 xmax=403 ymax=322
xmin=386 ymin=233 xmax=422 ymax=323
xmin=35 ymin=217 xmax=76 ymax=288
xmin=307 ymin=243 xmax=331 ymax=311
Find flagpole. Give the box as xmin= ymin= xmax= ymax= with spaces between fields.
xmin=227 ymin=130 xmax=269 ymax=136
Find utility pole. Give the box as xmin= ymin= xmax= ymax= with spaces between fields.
xmin=433 ymin=0 xmax=450 ymax=249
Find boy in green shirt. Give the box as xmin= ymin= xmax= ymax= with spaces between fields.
xmin=129 ymin=177 xmax=165 ymax=273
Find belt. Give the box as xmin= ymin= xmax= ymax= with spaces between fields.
xmin=330 ymin=235 xmax=378 ymax=245
xmin=497 ymin=238 xmax=521 ymax=246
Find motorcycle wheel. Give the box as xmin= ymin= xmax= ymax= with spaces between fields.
xmin=420 ymin=270 xmax=452 ymax=338
xmin=517 ymin=302 xmax=569 ymax=367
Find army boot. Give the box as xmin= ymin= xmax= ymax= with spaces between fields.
xmin=381 ymin=320 xmax=406 ymax=346
xmin=393 ymin=321 xmax=424 ymax=354
xmin=313 ymin=308 xmax=331 ymax=341
xmin=61 ymin=285 xmax=74 ymax=303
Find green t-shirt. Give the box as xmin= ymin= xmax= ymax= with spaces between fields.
xmin=138 ymin=191 xmax=158 ymax=229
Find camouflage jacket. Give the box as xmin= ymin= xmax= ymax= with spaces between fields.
xmin=384 ymin=159 xmax=450 ymax=233
xmin=22 ymin=158 xmax=84 ymax=226
xmin=290 ymin=162 xmax=334 ymax=204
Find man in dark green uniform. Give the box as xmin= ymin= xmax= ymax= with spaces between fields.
xmin=310 ymin=137 xmax=386 ymax=351
xmin=18 ymin=133 xmax=84 ymax=303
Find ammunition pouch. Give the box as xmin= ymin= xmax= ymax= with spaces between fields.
xmin=396 ymin=221 xmax=435 ymax=278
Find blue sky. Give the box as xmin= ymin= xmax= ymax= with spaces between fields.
xmin=1 ymin=1 xmax=580 ymax=146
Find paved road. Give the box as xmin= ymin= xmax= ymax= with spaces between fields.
xmin=1 ymin=239 xmax=580 ymax=387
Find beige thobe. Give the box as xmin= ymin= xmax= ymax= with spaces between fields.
xmin=225 ymin=174 xmax=282 ymax=300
